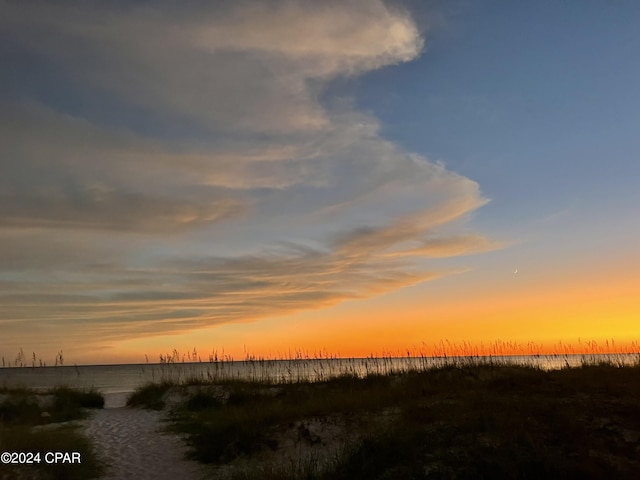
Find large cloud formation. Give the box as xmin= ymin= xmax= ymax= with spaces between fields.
xmin=0 ymin=1 xmax=494 ymax=352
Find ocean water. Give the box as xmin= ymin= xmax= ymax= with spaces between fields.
xmin=1 ymin=353 xmax=638 ymax=397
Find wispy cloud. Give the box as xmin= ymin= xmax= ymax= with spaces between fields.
xmin=0 ymin=1 xmax=495 ymax=354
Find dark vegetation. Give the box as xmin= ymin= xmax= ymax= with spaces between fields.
xmin=126 ymin=381 xmax=174 ymax=410
xmin=129 ymin=361 xmax=640 ymax=479
xmin=0 ymin=387 xmax=104 ymax=479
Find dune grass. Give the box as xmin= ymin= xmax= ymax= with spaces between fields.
xmin=128 ymin=360 xmax=640 ymax=479
xmin=126 ymin=381 xmax=175 ymax=410
xmin=0 ymin=386 xmax=105 ymax=479
xmin=324 ymin=364 xmax=640 ymax=480
xmin=0 ymin=425 xmax=104 ymax=480
xmin=0 ymin=386 xmax=104 ymax=425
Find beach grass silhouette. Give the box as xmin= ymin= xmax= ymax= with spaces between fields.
xmin=2 ymin=341 xmax=640 ymax=479
xmin=121 ymin=342 xmax=640 ymax=479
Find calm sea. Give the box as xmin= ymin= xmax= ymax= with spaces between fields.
xmin=1 ymin=353 xmax=638 ymax=407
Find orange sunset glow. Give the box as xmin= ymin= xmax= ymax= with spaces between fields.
xmin=1 ymin=1 xmax=639 ymax=365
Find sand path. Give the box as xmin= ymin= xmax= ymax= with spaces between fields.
xmin=82 ymin=398 xmax=209 ymax=480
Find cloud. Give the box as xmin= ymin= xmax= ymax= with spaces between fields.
xmin=0 ymin=186 xmax=246 ymax=233
xmin=0 ymin=200 xmax=488 ymax=344
xmin=0 ymin=1 xmax=496 ymax=354
xmin=0 ymin=229 xmax=119 ymax=270
xmin=1 ymin=0 xmax=423 ymax=133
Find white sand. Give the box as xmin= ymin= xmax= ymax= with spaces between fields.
xmin=82 ymin=405 xmax=210 ymax=480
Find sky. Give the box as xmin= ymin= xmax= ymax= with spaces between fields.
xmin=1 ymin=0 xmax=639 ymax=365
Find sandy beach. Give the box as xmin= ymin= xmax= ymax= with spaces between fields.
xmin=82 ymin=396 xmax=209 ymax=480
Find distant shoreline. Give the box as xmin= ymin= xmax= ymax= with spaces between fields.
xmin=2 ymin=350 xmax=639 ymax=369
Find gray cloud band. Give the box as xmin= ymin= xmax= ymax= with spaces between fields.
xmin=0 ymin=1 xmax=495 ymax=348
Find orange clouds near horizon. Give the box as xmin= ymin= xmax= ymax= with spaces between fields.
xmin=95 ymin=262 xmax=639 ymax=366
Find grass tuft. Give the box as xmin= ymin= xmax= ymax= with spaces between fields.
xmin=126 ymin=381 xmax=174 ymax=410
xmin=0 ymin=425 xmax=104 ymax=479
xmin=0 ymin=387 xmax=105 ymax=479
xmin=0 ymin=386 xmax=104 ymax=425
